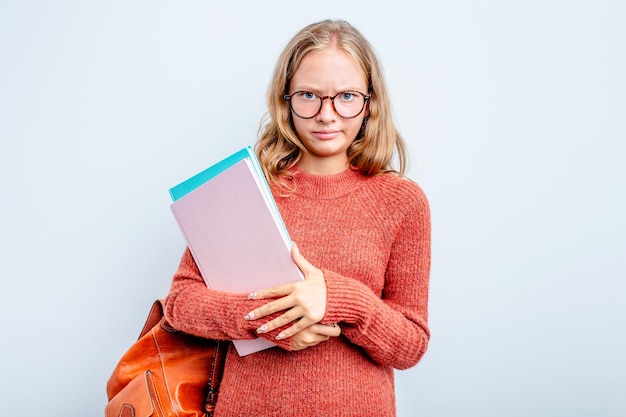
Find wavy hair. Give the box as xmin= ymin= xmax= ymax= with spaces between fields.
xmin=256 ymin=19 xmax=407 ymax=187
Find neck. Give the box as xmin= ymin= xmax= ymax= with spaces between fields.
xmin=289 ymin=165 xmax=365 ymax=199
xmin=298 ymin=154 xmax=349 ymax=175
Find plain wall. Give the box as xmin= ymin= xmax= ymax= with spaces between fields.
xmin=1 ymin=1 xmax=624 ymax=415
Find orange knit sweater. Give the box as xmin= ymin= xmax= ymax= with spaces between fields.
xmin=164 ymin=167 xmax=431 ymax=417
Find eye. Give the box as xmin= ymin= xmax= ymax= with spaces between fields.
xmin=340 ymin=92 xmax=356 ymax=101
xmin=298 ymin=91 xmax=317 ymax=100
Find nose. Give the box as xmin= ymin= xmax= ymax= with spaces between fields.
xmin=316 ymin=96 xmax=337 ymax=121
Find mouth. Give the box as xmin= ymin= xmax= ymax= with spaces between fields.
xmin=312 ymin=130 xmax=340 ymax=140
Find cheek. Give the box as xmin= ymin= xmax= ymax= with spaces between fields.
xmin=291 ymin=117 xmax=306 ymax=139
xmin=347 ymin=118 xmax=366 ymax=138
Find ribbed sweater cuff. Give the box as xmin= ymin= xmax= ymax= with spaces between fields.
xmin=321 ymin=269 xmax=373 ymax=325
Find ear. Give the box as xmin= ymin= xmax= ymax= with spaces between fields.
xmin=365 ymin=85 xmax=372 ymax=120
xmin=357 ymin=116 xmax=368 ymax=139
xmin=365 ymin=84 xmax=373 ymax=117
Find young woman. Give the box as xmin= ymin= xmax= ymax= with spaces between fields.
xmin=164 ymin=19 xmax=431 ymax=416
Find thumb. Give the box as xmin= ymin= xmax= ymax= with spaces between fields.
xmin=291 ymin=243 xmax=315 ymax=275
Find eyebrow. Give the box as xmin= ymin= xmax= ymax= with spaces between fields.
xmin=290 ymin=86 xmax=367 ymax=94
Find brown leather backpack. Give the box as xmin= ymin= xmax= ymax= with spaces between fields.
xmin=105 ymin=300 xmax=227 ymax=417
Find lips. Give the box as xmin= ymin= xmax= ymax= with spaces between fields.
xmin=312 ymin=130 xmax=340 ymax=140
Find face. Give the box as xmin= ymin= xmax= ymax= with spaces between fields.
xmin=288 ymin=47 xmax=369 ymax=175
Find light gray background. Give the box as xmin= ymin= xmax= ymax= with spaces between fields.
xmin=1 ymin=1 xmax=624 ymax=416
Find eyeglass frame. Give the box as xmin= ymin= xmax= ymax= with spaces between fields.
xmin=283 ymin=90 xmax=371 ymax=119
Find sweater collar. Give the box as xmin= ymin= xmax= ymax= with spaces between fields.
xmin=289 ymin=166 xmax=366 ymax=200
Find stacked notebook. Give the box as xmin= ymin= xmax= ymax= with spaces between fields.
xmin=169 ymin=146 xmax=302 ymax=356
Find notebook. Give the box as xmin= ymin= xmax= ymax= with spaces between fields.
xmin=169 ymin=147 xmax=302 ymax=355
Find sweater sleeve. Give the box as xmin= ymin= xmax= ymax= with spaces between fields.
xmin=164 ymin=247 xmax=293 ymax=350
xmin=321 ymin=186 xmax=431 ymax=370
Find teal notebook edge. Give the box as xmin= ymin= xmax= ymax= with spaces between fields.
xmin=169 ymin=147 xmax=251 ymax=201
xmin=168 ymin=146 xmax=292 ymax=242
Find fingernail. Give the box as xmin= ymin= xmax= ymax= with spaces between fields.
xmin=244 ymin=312 xmax=254 ymax=320
xmin=276 ymin=333 xmax=285 ymax=340
xmin=257 ymin=325 xmax=268 ymax=334
xmin=247 ymin=291 xmax=257 ymax=299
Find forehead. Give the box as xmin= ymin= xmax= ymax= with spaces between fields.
xmin=290 ymin=47 xmax=367 ymax=90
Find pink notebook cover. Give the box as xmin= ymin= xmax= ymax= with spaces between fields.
xmin=170 ymin=158 xmax=302 ymax=355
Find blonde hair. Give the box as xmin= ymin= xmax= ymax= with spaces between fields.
xmin=256 ymin=19 xmax=407 ymax=187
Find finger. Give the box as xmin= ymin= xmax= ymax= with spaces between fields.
xmin=291 ymin=330 xmax=330 ymax=351
xmin=244 ymin=297 xmax=296 ymax=321
xmin=254 ymin=307 xmax=303 ymax=334
xmin=291 ymin=243 xmax=316 ymax=275
xmin=275 ymin=316 xmax=317 ymax=340
xmin=247 ymin=282 xmax=296 ymax=300
xmin=309 ymin=323 xmax=341 ymax=337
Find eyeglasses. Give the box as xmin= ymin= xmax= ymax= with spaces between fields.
xmin=284 ymin=90 xmax=370 ymax=119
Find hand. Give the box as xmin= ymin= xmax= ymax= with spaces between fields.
xmin=244 ymin=244 xmax=327 ymax=340
xmin=291 ymin=323 xmax=341 ymax=351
